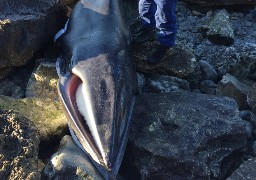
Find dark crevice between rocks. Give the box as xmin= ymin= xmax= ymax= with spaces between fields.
xmin=220 ymin=150 xmax=245 ymax=180
xmin=119 ymin=141 xmax=141 ymax=180
xmin=39 ymin=126 xmax=70 ymax=163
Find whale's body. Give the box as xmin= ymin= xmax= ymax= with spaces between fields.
xmin=56 ymin=0 xmax=137 ymax=179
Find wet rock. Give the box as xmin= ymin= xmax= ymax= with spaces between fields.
xmin=146 ymin=74 xmax=190 ymax=93
xmin=200 ymin=80 xmax=217 ymax=94
xmin=0 ymin=0 xmax=66 ymax=79
xmin=199 ymin=60 xmax=217 ymax=82
xmin=42 ymin=135 xmax=103 ymax=180
xmin=216 ymin=73 xmax=254 ymax=110
xmin=128 ymin=91 xmax=247 ymax=179
xmin=183 ymin=0 xmax=256 ymax=5
xmin=132 ymin=41 xmax=197 ymax=78
xmin=0 ymin=110 xmax=40 ymax=180
xmin=227 ymin=158 xmax=256 ymax=180
xmin=0 ymin=95 xmax=66 ymax=142
xmin=202 ymin=10 xmax=234 ymax=45
xmin=247 ymin=84 xmax=256 ymax=114
xmin=26 ymin=61 xmax=59 ymax=101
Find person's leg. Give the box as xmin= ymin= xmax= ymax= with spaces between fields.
xmin=155 ymin=0 xmax=177 ymax=47
xmin=139 ymin=0 xmax=157 ymax=28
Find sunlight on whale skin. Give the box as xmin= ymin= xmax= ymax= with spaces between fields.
xmin=56 ymin=0 xmax=137 ymax=179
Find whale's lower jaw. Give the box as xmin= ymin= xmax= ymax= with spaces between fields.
xmin=57 ymin=74 xmax=135 ymax=179
xmin=68 ymin=96 xmax=135 ymax=179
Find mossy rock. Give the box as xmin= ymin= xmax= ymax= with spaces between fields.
xmin=0 ymin=95 xmax=67 ymax=141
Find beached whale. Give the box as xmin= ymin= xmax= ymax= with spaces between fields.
xmin=56 ymin=0 xmax=137 ymax=179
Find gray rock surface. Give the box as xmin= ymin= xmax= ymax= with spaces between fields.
xmin=128 ymin=91 xmax=247 ymax=179
xmin=132 ymin=41 xmax=197 ymax=78
xmin=217 ymin=73 xmax=255 ymax=110
xmin=26 ymin=61 xmax=59 ymax=101
xmin=146 ymin=74 xmax=190 ymax=93
xmin=0 ymin=0 xmax=66 ymax=79
xmin=202 ymin=10 xmax=234 ymax=45
xmin=0 ymin=110 xmax=40 ymax=180
xmin=227 ymin=158 xmax=256 ymax=180
xmin=43 ymin=135 xmax=103 ymax=180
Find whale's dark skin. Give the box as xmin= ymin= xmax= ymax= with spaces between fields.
xmin=56 ymin=0 xmax=137 ymax=179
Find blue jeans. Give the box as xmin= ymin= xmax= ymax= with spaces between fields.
xmin=139 ymin=0 xmax=177 ymax=47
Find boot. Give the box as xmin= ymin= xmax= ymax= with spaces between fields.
xmin=147 ymin=44 xmax=170 ymax=65
xmin=132 ymin=27 xmax=156 ymax=44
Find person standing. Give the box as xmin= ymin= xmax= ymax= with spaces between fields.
xmin=137 ymin=0 xmax=178 ymax=64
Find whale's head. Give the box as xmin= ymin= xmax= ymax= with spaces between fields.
xmin=57 ymin=52 xmax=136 ymax=178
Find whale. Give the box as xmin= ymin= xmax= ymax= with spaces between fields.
xmin=56 ymin=0 xmax=137 ymax=179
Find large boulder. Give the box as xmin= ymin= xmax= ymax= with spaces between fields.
xmin=42 ymin=135 xmax=103 ymax=180
xmin=126 ymin=91 xmax=248 ymax=179
xmin=0 ymin=95 xmax=66 ymax=142
xmin=0 ymin=0 xmax=66 ymax=79
xmin=132 ymin=41 xmax=197 ymax=78
xmin=217 ymin=73 xmax=255 ymax=110
xmin=183 ymin=0 xmax=256 ymax=6
xmin=0 ymin=110 xmax=40 ymax=180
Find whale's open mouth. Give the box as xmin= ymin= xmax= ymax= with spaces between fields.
xmin=57 ymin=74 xmax=105 ymax=166
xmin=57 ymin=51 xmax=136 ymax=179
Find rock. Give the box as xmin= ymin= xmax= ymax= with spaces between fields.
xmin=26 ymin=61 xmax=59 ymax=101
xmin=227 ymin=158 xmax=256 ymax=180
xmin=0 ymin=110 xmax=40 ymax=180
xmin=0 ymin=0 xmax=66 ymax=79
xmin=239 ymin=111 xmax=256 ymax=133
xmin=137 ymin=73 xmax=146 ymax=94
xmin=216 ymin=73 xmax=255 ymax=110
xmin=199 ymin=60 xmax=217 ymax=82
xmin=200 ymin=80 xmax=217 ymax=94
xmin=128 ymin=91 xmax=247 ymax=179
xmin=206 ymin=43 xmax=256 ymax=79
xmin=0 ymin=95 xmax=66 ymax=142
xmin=132 ymin=41 xmax=197 ymax=78
xmin=42 ymin=135 xmax=103 ymax=180
xmin=226 ymin=43 xmax=256 ymax=80
xmin=202 ymin=10 xmax=234 ymax=45
xmin=247 ymin=84 xmax=256 ymax=114
xmin=183 ymin=0 xmax=256 ymax=5
xmin=146 ymin=74 xmax=190 ymax=93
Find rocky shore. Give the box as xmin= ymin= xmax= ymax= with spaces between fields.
xmin=0 ymin=0 xmax=256 ymax=179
